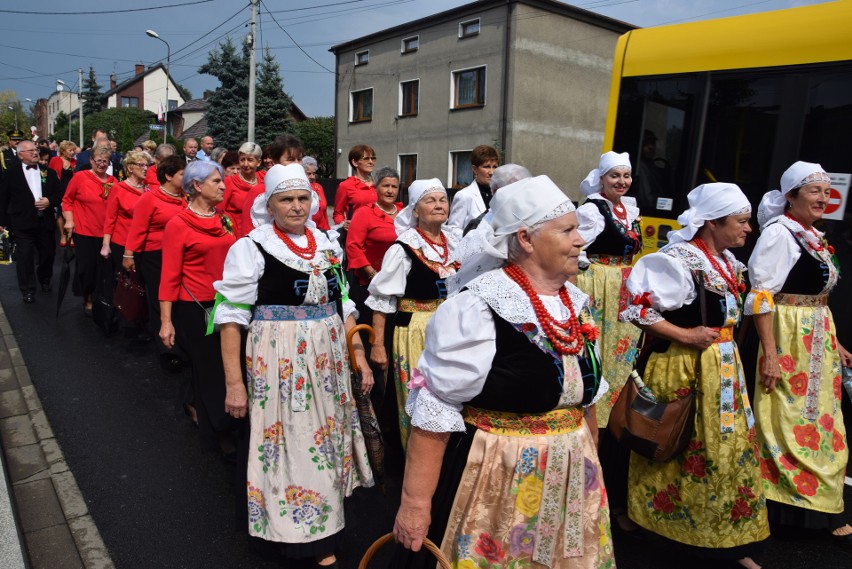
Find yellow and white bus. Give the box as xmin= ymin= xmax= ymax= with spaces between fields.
xmin=602 ymin=0 xmax=852 ymax=254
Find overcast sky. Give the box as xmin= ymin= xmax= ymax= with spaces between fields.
xmin=0 ymin=0 xmax=827 ymax=119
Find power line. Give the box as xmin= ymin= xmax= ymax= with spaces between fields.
xmin=259 ymin=0 xmax=335 ymax=74
xmin=0 ymin=0 xmax=216 ymax=16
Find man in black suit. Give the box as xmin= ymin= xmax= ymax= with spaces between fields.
xmin=0 ymin=140 xmax=61 ymax=303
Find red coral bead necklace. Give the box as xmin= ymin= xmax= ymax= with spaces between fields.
xmin=415 ymin=227 xmax=449 ymax=264
xmin=692 ymin=238 xmax=743 ymax=294
xmin=273 ymin=222 xmax=317 ymax=260
xmin=504 ymin=264 xmax=585 ymax=355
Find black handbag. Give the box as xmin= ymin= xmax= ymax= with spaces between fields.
xmin=92 ymin=258 xmax=119 ymax=336
xmin=114 ymin=270 xmax=147 ymax=323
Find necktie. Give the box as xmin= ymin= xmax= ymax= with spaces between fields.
xmin=26 ymin=165 xmax=37 ymax=170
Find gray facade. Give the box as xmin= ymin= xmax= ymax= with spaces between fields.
xmin=330 ymin=0 xmax=633 ymax=199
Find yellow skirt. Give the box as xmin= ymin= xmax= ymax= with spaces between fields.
xmin=444 ymin=409 xmax=614 ymax=569
xmin=576 ymin=261 xmax=641 ymax=426
xmin=627 ymin=341 xmax=769 ymax=548
xmin=754 ymin=303 xmax=848 ymax=513
xmin=392 ymin=309 xmax=433 ymax=450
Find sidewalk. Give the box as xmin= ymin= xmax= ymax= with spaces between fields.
xmin=0 ymin=301 xmax=114 ymax=569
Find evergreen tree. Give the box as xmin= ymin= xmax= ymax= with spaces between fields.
xmin=198 ymin=38 xmax=249 ymax=149
xmin=293 ymin=117 xmax=334 ymax=177
xmin=82 ymin=66 xmax=103 ymax=116
xmin=53 ymin=111 xmax=69 ymax=139
xmin=254 ymin=47 xmax=293 ymax=146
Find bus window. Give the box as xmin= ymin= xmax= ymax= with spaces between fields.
xmin=801 ymin=66 xmax=852 ymax=178
xmin=698 ymin=75 xmax=783 ymax=204
xmin=612 ymin=75 xmax=704 ymax=216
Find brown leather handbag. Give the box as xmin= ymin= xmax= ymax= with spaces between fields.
xmin=113 ymin=269 xmax=147 ymax=323
xmin=608 ymin=272 xmax=707 ymax=462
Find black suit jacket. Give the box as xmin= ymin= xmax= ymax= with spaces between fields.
xmin=0 ymin=160 xmax=61 ymax=231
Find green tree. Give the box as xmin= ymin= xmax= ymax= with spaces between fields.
xmin=82 ymin=66 xmax=103 ymax=116
xmin=70 ymin=107 xmax=157 ymax=152
xmin=174 ymin=82 xmax=192 ymax=102
xmin=198 ymin=37 xmax=249 ymax=149
xmin=53 ymin=111 xmax=70 ymax=140
xmin=293 ymin=117 xmax=334 ymax=178
xmin=255 ymin=47 xmax=293 ymax=146
xmin=0 ymin=90 xmax=22 ymax=137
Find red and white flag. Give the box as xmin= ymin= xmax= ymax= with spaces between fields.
xmin=157 ymin=101 xmax=164 ymax=123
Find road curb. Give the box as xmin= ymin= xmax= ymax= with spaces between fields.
xmin=0 ymin=303 xmax=114 ymax=569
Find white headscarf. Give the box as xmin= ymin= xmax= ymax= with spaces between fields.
xmin=579 ymin=151 xmax=631 ymax=196
xmin=756 ymin=161 xmax=830 ymax=229
xmin=667 ymin=182 xmax=751 ymax=244
xmin=449 ymin=175 xmax=576 ymax=294
xmin=393 ymin=178 xmax=446 ymax=235
xmin=250 ymin=163 xmax=319 ymax=229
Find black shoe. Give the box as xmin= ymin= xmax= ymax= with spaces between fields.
xmin=159 ymin=354 xmax=184 ymax=373
xmin=40 ymin=282 xmax=51 ymax=293
xmin=22 ymin=293 xmax=35 ymax=304
xmin=83 ymin=306 xmax=93 ymax=318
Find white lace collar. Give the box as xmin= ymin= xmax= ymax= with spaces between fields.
xmin=661 ymin=241 xmax=745 ymax=293
xmin=585 ymin=192 xmax=640 ymax=223
xmin=773 ymin=215 xmax=828 ymax=257
xmin=248 ymin=223 xmax=340 ymax=272
xmin=396 ymin=226 xmax=462 ymax=265
xmin=466 ymin=269 xmax=589 ymax=325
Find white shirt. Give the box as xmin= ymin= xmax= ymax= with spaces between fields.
xmin=576 ymin=193 xmax=640 ymax=249
xmin=22 ymin=163 xmax=42 ymax=201
xmin=446 ymin=180 xmax=486 ymax=232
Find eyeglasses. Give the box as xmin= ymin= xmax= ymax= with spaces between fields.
xmin=18 ymin=149 xmax=37 ymax=154
xmin=93 ymin=159 xmax=110 ymax=165
xmin=360 ymin=156 xmax=377 ymax=162
xmin=129 ymin=163 xmax=149 ymax=168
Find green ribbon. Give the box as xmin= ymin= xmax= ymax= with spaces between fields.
xmin=205 ymin=292 xmax=251 ymax=336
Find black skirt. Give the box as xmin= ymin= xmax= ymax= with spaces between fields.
xmin=71 ymin=233 xmax=102 ymax=297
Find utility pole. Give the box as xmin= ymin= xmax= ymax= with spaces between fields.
xmin=78 ymin=68 xmax=84 ymax=149
xmin=247 ymin=0 xmax=258 ymax=142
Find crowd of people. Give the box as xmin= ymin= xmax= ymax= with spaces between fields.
xmin=0 ymin=126 xmax=848 ymax=568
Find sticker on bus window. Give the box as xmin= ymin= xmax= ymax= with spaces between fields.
xmin=824 ymin=173 xmax=850 ymax=221
xmin=655 ymin=197 xmax=673 ymax=211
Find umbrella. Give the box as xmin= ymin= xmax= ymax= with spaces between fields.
xmin=346 ymin=323 xmax=385 ymax=487
xmin=55 ymin=235 xmax=75 ymax=317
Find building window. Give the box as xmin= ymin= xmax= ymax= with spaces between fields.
xmin=450 ymin=150 xmax=473 ymax=189
xmin=401 ymin=36 xmax=419 ymax=54
xmin=459 ymin=18 xmax=480 ymax=38
xmin=121 ymin=96 xmax=139 ymax=108
xmin=356 ymin=50 xmax=369 ymax=66
xmin=350 ymin=88 xmax=373 ymax=123
xmin=168 ymin=100 xmax=178 ymax=111
xmin=452 ymin=66 xmax=486 ymax=109
xmin=399 ymin=80 xmax=419 ymax=117
xmin=398 ymin=154 xmax=417 ymax=198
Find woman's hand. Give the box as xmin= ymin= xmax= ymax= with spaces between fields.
xmin=680 ymin=326 xmax=720 ymax=350
xmin=343 ymin=219 xmax=351 ymax=231
xmin=225 ymin=382 xmax=248 ymax=419
xmin=122 ymin=255 xmax=135 ymax=272
xmin=759 ymin=352 xmax=781 ymax=393
xmin=64 ymin=221 xmax=74 ymax=236
xmin=838 ymin=342 xmax=852 ymax=368
xmin=393 ymin=500 xmax=431 ymax=552
xmin=370 ymin=344 xmax=388 ymax=370
xmin=358 ymin=359 xmax=374 ymax=394
xmin=99 ymin=242 xmax=110 ymax=258
xmin=159 ymin=321 xmax=175 ymax=349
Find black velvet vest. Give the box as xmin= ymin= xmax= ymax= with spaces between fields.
xmin=252 ymin=240 xmax=342 ymax=307
xmin=466 ymin=309 xmax=600 ymax=414
xmin=398 ymin=242 xmax=449 ymax=301
xmin=583 ymin=198 xmax=641 ymax=257
xmin=779 ymin=232 xmax=830 ymax=295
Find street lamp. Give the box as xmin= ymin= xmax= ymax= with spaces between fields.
xmin=7 ymin=106 xmax=15 ymax=131
xmin=146 ymin=29 xmax=171 ymax=144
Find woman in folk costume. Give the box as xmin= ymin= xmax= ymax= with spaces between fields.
xmin=213 ymin=164 xmax=374 ymax=568
xmin=366 ymin=179 xmax=461 ymax=449
xmin=746 ymin=161 xmax=850 ymax=541
xmin=620 ymin=183 xmax=768 ymax=569
xmin=392 ymin=175 xmax=613 ymax=569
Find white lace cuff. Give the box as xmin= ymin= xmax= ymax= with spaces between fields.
xmin=619 ymin=304 xmax=663 ymax=326
xmin=743 ymin=290 xmax=775 ymax=316
xmin=406 ymin=386 xmax=466 ymax=433
xmin=365 ymin=293 xmax=397 ymax=314
xmin=588 ymin=376 xmax=610 ymax=407
xmin=213 ymin=302 xmax=251 ymax=328
xmin=342 ymin=298 xmax=359 ymax=323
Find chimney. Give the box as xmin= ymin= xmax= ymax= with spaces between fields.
xmin=135 ymin=64 xmax=144 ymax=76
xmin=110 ymin=73 xmax=117 ymax=89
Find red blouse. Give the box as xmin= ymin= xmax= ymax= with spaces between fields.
xmin=145 ymin=165 xmax=160 ymax=190
xmin=160 ymin=211 xmax=235 ymax=302
xmin=61 ymin=170 xmax=118 ymax=238
xmin=311 ymin=182 xmax=330 ymax=231
xmin=220 ymin=174 xmax=263 ymax=238
xmin=346 ymin=202 xmax=402 ymax=285
xmin=48 ymin=156 xmax=74 ymax=179
xmin=240 ymin=185 xmax=265 ymax=239
xmin=103 ymin=181 xmax=145 ymax=247
xmin=333 ymin=176 xmax=376 ymax=224
xmin=124 ymin=188 xmax=186 ymax=253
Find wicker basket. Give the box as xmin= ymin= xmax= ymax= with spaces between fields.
xmin=358 ymin=532 xmax=451 ymax=569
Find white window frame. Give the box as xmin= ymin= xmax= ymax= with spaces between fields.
xmin=349 ymin=88 xmax=374 ymax=123
xmin=459 ymin=18 xmax=480 ymax=38
xmin=398 ymin=79 xmax=420 ymax=117
xmin=448 ymin=149 xmax=474 ymax=189
xmin=355 ymin=50 xmax=369 ymax=66
xmin=401 ymin=35 xmax=419 ymax=54
xmin=450 ymin=65 xmax=487 ymax=110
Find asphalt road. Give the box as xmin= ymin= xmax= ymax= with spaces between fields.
xmin=0 ymin=258 xmax=849 ymax=569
